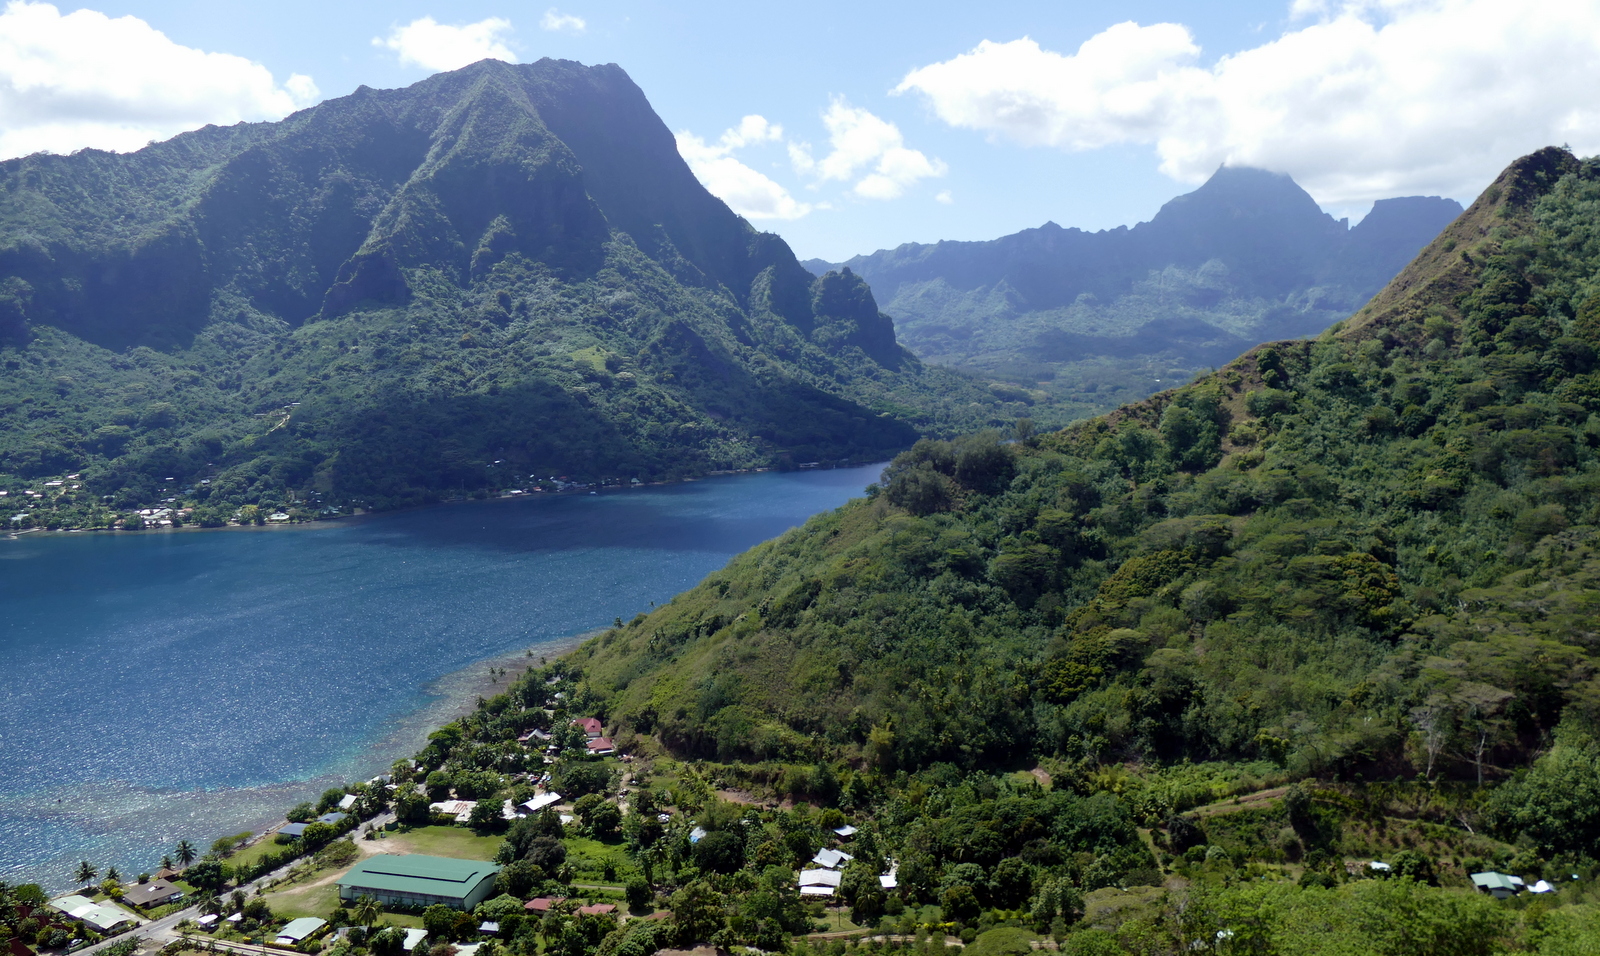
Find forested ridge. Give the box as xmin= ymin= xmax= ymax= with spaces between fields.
xmin=0 ymin=60 xmax=1059 ymax=528
xmin=382 ymin=146 xmax=1600 ymax=952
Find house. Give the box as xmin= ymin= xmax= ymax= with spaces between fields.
xmin=51 ymin=897 xmax=137 ymax=933
xmin=279 ymin=822 xmax=309 ymax=839
xmin=121 ymin=878 xmax=184 ymax=909
xmin=524 ymin=897 xmax=566 ymax=913
xmin=195 ymin=915 xmax=218 ymax=929
xmin=478 ymin=922 xmax=500 ymax=936
xmin=275 ymin=917 xmax=327 ymax=945
xmin=577 ymin=904 xmax=616 ymax=916
xmin=318 ymin=812 xmax=349 ymax=825
xmin=1471 ymin=872 xmax=1521 ymax=899
xmin=401 ymin=929 xmax=429 ymax=952
xmin=338 ymin=794 xmax=359 ymax=811
xmin=428 ymin=800 xmax=476 ymax=822
xmin=833 ymin=825 xmax=858 ymax=838
xmin=338 ymin=855 xmax=500 ymax=910
xmin=811 ymin=849 xmax=853 ymax=869
xmin=573 ymin=717 xmax=603 ymax=738
xmin=522 ymin=792 xmax=563 ymax=814
xmin=1531 ymin=880 xmax=1557 ymax=894
xmin=798 ymin=870 xmax=843 ymax=896
xmin=585 ymin=738 xmax=615 ymax=755
xmin=879 ymin=865 xmax=899 ymax=890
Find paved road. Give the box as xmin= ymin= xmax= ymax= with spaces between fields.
xmin=74 ymin=813 xmax=396 ymax=956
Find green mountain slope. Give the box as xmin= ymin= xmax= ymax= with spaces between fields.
xmin=0 ymin=60 xmax=1053 ymax=524
xmin=567 ymin=146 xmax=1600 ymax=786
xmin=806 ymin=168 xmax=1461 ymax=413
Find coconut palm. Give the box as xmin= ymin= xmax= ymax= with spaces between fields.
xmin=351 ymin=895 xmax=383 ymax=928
xmin=176 ymin=839 xmax=196 ymax=867
xmin=105 ymin=866 xmax=120 ymax=882
xmin=75 ymin=861 xmax=96 ymax=887
xmin=161 ymin=854 xmax=175 ymax=871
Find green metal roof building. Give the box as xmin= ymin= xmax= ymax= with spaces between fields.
xmin=338 ymin=855 xmax=500 ymax=910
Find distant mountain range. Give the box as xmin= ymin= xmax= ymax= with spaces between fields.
xmin=805 ymin=168 xmax=1461 ymax=408
xmin=0 ymin=60 xmax=1042 ymax=521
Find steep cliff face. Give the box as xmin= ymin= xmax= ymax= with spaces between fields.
xmin=0 ymin=60 xmax=1037 ymax=517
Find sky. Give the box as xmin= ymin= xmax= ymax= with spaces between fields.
xmin=4 ymin=0 xmax=1600 ymax=261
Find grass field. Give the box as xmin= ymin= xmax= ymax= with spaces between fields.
xmin=377 ymin=826 xmax=502 ymax=861
xmin=228 ymin=836 xmax=286 ymax=873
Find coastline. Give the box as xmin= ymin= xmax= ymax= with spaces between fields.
xmin=4 ymin=459 xmax=886 ymax=541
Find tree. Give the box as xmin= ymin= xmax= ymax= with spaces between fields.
xmin=423 ymin=904 xmax=458 ymax=942
xmin=350 ymin=895 xmax=383 ymax=928
xmin=668 ymin=881 xmax=725 ymax=947
xmin=586 ymin=803 xmax=622 ymax=842
xmin=625 ymin=877 xmax=652 ymax=912
xmin=75 ymin=861 xmax=97 ymax=887
xmin=691 ymin=832 xmax=744 ymax=874
xmin=176 ymin=840 xmax=197 ymax=867
xmin=160 ymin=855 xmax=174 ymax=872
xmin=287 ymin=802 xmax=317 ymax=823
xmin=469 ymin=799 xmax=506 ymax=833
xmin=494 ymin=860 xmax=547 ymax=898
xmin=183 ymin=858 xmax=227 ymax=892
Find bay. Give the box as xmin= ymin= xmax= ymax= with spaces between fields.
xmin=0 ymin=463 xmax=881 ymax=890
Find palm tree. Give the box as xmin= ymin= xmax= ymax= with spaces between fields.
xmin=351 ymin=895 xmax=383 ymax=928
xmin=176 ymin=840 xmax=196 ymax=867
xmin=75 ymin=861 xmax=97 ymax=887
xmin=105 ymin=866 xmax=120 ymax=882
xmin=161 ymin=854 xmax=175 ymax=872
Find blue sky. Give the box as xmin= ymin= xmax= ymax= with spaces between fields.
xmin=5 ymin=0 xmax=1600 ymax=261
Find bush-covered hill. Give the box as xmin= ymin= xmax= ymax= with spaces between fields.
xmin=0 ymin=60 xmax=1057 ymax=524
xmin=567 ymin=146 xmax=1600 ymax=792
xmin=806 ymin=168 xmax=1461 ymax=413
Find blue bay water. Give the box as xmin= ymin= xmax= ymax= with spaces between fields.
xmin=0 ymin=464 xmax=881 ymax=890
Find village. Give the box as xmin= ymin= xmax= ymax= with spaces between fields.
xmin=10 ymin=703 xmax=1568 ymax=956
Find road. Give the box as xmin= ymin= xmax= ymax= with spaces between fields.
xmin=73 ymin=813 xmax=396 ymax=956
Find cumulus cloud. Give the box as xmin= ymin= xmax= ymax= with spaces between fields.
xmin=789 ymin=98 xmax=948 ymax=200
xmin=0 ymin=1 xmax=317 ymax=160
xmin=935 ymin=190 xmax=954 ymax=205
xmin=676 ymin=116 xmax=811 ymax=220
xmin=375 ymin=16 xmax=515 ymax=72
xmin=895 ymin=0 xmax=1600 ymax=205
xmin=540 ymin=9 xmax=586 ymax=33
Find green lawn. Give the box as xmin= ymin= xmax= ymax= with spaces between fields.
xmin=228 ymin=837 xmax=286 ymax=873
xmin=382 ymin=825 xmax=503 ymax=861
xmin=562 ymin=837 xmax=638 ymax=884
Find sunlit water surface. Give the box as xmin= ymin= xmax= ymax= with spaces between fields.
xmin=0 ymin=465 xmax=880 ymax=890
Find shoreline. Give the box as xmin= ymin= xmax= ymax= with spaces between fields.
xmin=4 ymin=459 xmax=886 ymax=541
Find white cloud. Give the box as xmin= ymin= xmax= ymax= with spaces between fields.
xmin=789 ymin=98 xmax=948 ymax=200
xmin=935 ymin=190 xmax=954 ymax=205
xmin=375 ymin=16 xmax=515 ymax=72
xmin=0 ymin=1 xmax=318 ymax=160
xmin=540 ymin=9 xmax=586 ymax=33
xmin=676 ymin=117 xmax=810 ymax=220
xmin=895 ymin=0 xmax=1600 ymax=206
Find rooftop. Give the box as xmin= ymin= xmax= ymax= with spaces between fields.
xmin=340 ymin=855 xmax=499 ymax=896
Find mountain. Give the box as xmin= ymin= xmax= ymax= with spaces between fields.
xmin=568 ymin=147 xmax=1600 ymax=794
xmin=0 ymin=60 xmax=1051 ymax=524
xmin=361 ymin=148 xmax=1600 ymax=954
xmin=807 ymin=168 xmax=1461 ymax=411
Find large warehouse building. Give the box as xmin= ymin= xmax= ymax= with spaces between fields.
xmin=338 ymin=855 xmax=500 ymax=910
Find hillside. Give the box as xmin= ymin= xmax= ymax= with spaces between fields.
xmin=807 ymin=168 xmax=1461 ymax=412
xmin=571 ymin=146 xmax=1599 ymax=793
xmin=0 ymin=60 xmax=1048 ymax=525
xmin=111 ymin=146 xmax=1600 ymax=956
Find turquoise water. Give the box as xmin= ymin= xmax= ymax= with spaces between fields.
xmin=0 ymin=465 xmax=880 ymax=890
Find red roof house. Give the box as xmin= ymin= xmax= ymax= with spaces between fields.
xmin=573 ymin=717 xmax=603 ymax=738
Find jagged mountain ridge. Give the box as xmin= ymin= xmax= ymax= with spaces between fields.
xmin=0 ymin=60 xmax=1034 ymax=519
xmin=805 ymin=168 xmax=1461 ymax=401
